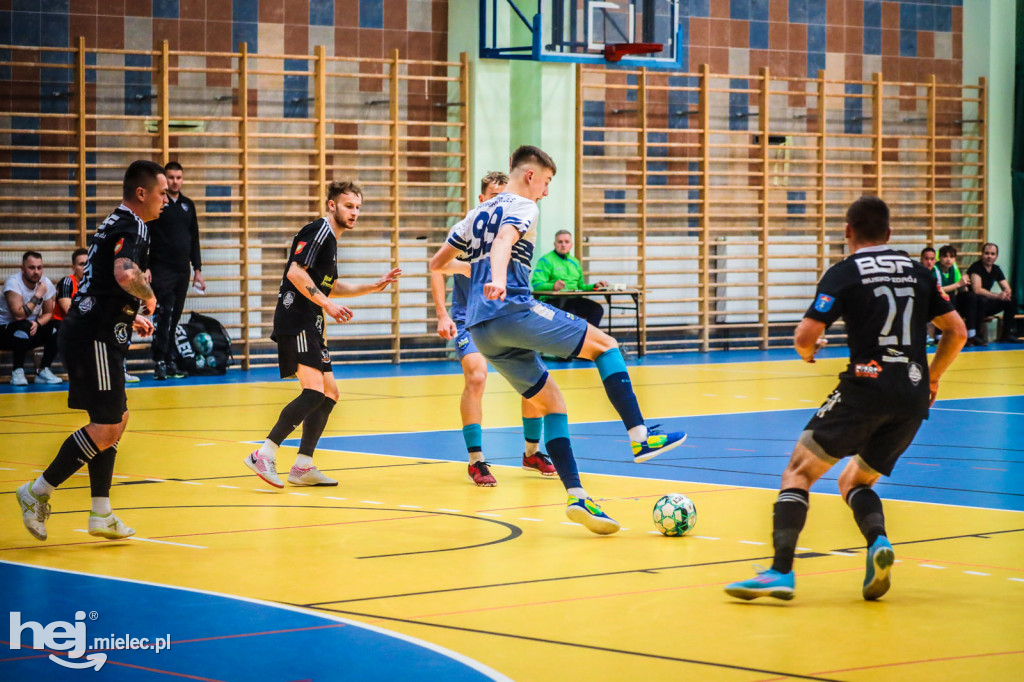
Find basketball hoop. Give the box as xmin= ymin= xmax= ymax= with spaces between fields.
xmin=604 ymin=43 xmax=663 ymax=63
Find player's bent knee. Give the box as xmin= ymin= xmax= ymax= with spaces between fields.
xmin=577 ymin=325 xmax=617 ymax=360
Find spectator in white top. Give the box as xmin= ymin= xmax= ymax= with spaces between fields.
xmin=0 ymin=251 xmax=62 ymax=385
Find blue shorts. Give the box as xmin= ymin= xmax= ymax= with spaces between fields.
xmin=454 ymin=324 xmax=478 ymax=360
xmin=468 ymin=302 xmax=588 ymax=398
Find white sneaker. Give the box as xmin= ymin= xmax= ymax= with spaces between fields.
xmin=124 ymin=372 xmax=140 ymax=383
xmin=33 ymin=367 xmax=63 ymax=384
xmin=244 ymin=452 xmax=284 ymax=488
xmin=288 ymin=465 xmax=338 ymax=486
xmin=10 ymin=368 xmax=28 ymax=386
xmin=88 ymin=512 xmax=135 ymax=539
xmin=16 ymin=482 xmax=50 ymax=541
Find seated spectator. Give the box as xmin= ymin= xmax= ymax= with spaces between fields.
xmin=531 ymin=230 xmax=609 ymax=327
xmin=933 ymin=245 xmax=984 ymax=346
xmin=0 ymin=251 xmax=61 ymax=385
xmin=920 ymin=246 xmax=936 ymax=270
xmin=55 ymin=247 xmax=88 ymax=323
xmin=968 ymin=242 xmax=1021 ymax=343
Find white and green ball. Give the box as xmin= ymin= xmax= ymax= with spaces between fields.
xmin=192 ymin=332 xmax=214 ymax=355
xmin=652 ymin=493 xmax=697 ymax=536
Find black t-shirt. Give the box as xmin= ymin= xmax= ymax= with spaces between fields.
xmin=967 ymin=261 xmax=1005 ymax=292
xmin=65 ymin=205 xmax=151 ymax=350
xmin=147 ymin=193 xmax=201 ymax=274
xmin=805 ymin=247 xmax=954 ymax=416
xmin=272 ymin=218 xmax=338 ymax=338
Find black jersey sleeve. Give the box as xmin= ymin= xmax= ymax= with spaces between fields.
xmin=58 ymin=276 xmax=75 ymax=299
xmin=295 ymin=220 xmax=331 ymax=269
xmin=112 ymin=229 xmax=147 ymax=268
xmin=803 ymin=263 xmax=846 ymax=326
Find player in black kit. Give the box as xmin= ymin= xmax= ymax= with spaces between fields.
xmin=244 ymin=180 xmax=401 ymax=488
xmin=726 ymin=195 xmax=966 ymax=602
xmin=16 ymin=160 xmax=166 ymax=541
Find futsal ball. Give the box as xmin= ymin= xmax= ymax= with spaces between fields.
xmin=652 ymin=493 xmax=697 ymax=536
xmin=193 ymin=354 xmax=206 ymax=369
xmin=192 ymin=332 xmax=213 ymax=354
xmin=205 ymin=355 xmax=217 ymax=369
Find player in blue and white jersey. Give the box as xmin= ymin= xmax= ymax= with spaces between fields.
xmin=431 ymin=172 xmax=556 ymax=486
xmin=430 ymin=145 xmax=687 ymax=535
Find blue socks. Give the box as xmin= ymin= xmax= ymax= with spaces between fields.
xmin=462 ymin=424 xmax=483 ymax=455
xmin=522 ymin=417 xmax=543 ymax=444
xmin=543 ymin=413 xmax=580 ymax=490
xmin=595 ymin=348 xmax=644 ymax=430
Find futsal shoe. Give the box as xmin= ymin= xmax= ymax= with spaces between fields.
xmin=244 ymin=452 xmax=284 ymax=488
xmin=153 ymin=361 xmax=167 ymax=381
xmin=88 ymin=512 xmax=135 ymax=540
xmin=565 ymin=496 xmax=620 ymax=535
xmin=167 ymin=361 xmax=187 ymax=379
xmin=287 ymin=465 xmax=338 ymax=486
xmin=33 ymin=367 xmax=63 ymax=384
xmin=467 ymin=461 xmax=497 ymax=486
xmin=10 ymin=368 xmax=28 ymax=386
xmin=16 ymin=482 xmax=50 ymax=541
xmin=862 ymin=536 xmax=896 ymax=601
xmin=124 ymin=371 xmax=140 ymax=383
xmin=724 ymin=566 xmax=795 ymax=601
xmin=632 ymin=426 xmax=688 ymax=462
xmin=522 ymin=452 xmax=557 ymax=476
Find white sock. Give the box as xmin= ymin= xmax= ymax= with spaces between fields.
xmin=524 ymin=442 xmax=540 ymax=457
xmin=567 ymin=486 xmax=588 ymax=499
xmin=257 ymin=439 xmax=279 ymax=459
xmin=91 ymin=497 xmax=112 ymax=515
xmin=628 ymin=424 xmax=648 ymax=442
xmin=468 ymin=452 xmax=485 ymax=464
xmin=32 ymin=475 xmax=55 ymax=498
xmin=294 ymin=454 xmax=313 ymax=469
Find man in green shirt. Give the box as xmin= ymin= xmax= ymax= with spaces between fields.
xmin=531 ymin=230 xmax=608 ymax=327
xmin=933 ymin=245 xmax=984 ymax=346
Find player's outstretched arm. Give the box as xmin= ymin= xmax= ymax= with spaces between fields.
xmin=429 ymin=243 xmax=469 ymax=276
xmin=928 ymin=309 xmax=967 ymax=405
xmin=287 ymin=261 xmax=352 ymax=323
xmin=794 ymin=317 xmax=828 ymax=363
xmin=114 ymin=257 xmax=157 ymax=314
xmin=429 ymin=270 xmax=457 ymax=340
xmin=331 ymin=267 xmax=402 ymax=297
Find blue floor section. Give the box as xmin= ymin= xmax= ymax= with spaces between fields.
xmin=301 ymin=395 xmax=1024 ymax=513
xmin=0 ymin=561 xmax=501 ymax=682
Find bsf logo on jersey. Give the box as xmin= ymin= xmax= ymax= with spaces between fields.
xmin=294 ymin=241 xmax=307 ymax=255
xmin=854 ymin=254 xmax=914 ymax=276
xmin=855 ymin=360 xmax=883 ymax=378
xmin=813 ymin=293 xmax=834 ymax=312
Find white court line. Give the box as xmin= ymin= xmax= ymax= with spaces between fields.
xmin=73 ymin=530 xmax=205 ymax=549
xmin=0 ymin=467 xmax=14 ymax=471
xmin=561 ymin=522 xmax=582 ymax=526
xmin=738 ymin=540 xmax=766 ymax=545
xmin=145 ymin=478 xmax=166 ymax=483
xmin=180 ymin=481 xmax=202 ymax=486
xmin=289 ymin=492 xmax=310 ymax=497
xmin=437 ymin=508 xmax=461 ymax=513
xmin=476 ymin=512 xmax=501 ymax=517
xmin=218 ymin=485 xmax=239 ymax=489
xmin=518 ymin=517 xmax=543 ymax=522
xmin=195 ymin=443 xmax=217 ymax=447
xmin=325 ymin=496 xmax=346 ymax=501
xmin=963 ymin=571 xmax=990 ymax=576
xmin=931 ymin=407 xmax=1024 ymax=416
xmin=112 ymin=475 xmax=129 ymax=479
xmin=1008 ymin=577 xmax=1024 ymax=583
xmin=920 ymin=564 xmax=946 ymax=569
xmin=695 ymin=536 xmax=720 ymax=540
xmin=397 ymin=504 xmax=420 ymax=509
xmin=361 ymin=500 xmax=382 ymax=505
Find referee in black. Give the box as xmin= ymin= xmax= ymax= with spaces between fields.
xmin=726 ymin=195 xmax=967 ymax=603
xmin=147 ymin=161 xmax=204 ymax=380
xmin=15 ymin=160 xmax=165 ymax=542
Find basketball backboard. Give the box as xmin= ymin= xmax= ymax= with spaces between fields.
xmin=480 ymin=0 xmax=682 ymax=68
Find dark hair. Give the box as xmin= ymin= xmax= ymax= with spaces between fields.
xmin=122 ymin=160 xmax=166 ymax=201
xmin=164 ymin=161 xmax=183 ymax=173
xmin=920 ymin=247 xmax=935 ymax=259
xmin=72 ymin=247 xmax=89 ymax=262
xmin=327 ymin=180 xmax=363 ymax=204
xmin=22 ymin=250 xmax=42 ymax=264
xmin=510 ymin=145 xmax=557 ymax=174
xmin=982 ymin=242 xmax=999 ymax=255
xmin=845 ymin=195 xmax=889 ymax=243
xmin=480 ymin=171 xmax=508 ymax=195
xmin=938 ymin=244 xmax=957 ymax=258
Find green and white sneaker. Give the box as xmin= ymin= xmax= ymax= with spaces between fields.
xmin=287 ymin=465 xmax=338 ymax=486
xmin=565 ymin=496 xmax=620 ymax=535
xmin=88 ymin=512 xmax=135 ymax=540
xmin=16 ymin=482 xmax=50 ymax=541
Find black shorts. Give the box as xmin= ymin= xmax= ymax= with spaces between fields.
xmin=799 ymin=388 xmax=923 ymax=477
xmin=61 ymin=337 xmax=127 ymax=425
xmin=276 ymin=325 xmax=331 ymax=379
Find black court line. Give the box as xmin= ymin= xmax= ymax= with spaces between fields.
xmin=0 ymin=504 xmax=524 ymax=557
xmin=289 ymin=602 xmax=843 ymax=681
xmin=305 ymin=526 xmax=1024 ymax=606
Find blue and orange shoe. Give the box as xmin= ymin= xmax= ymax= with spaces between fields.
xmin=863 ymin=536 xmax=895 ymax=601
xmin=632 ymin=425 xmax=687 ymax=463
xmin=565 ymin=496 xmax=620 ymax=535
xmin=724 ymin=566 xmax=795 ymax=601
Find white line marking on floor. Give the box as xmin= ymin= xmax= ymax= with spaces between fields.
xmin=72 ymin=473 xmax=88 ymax=477
xmin=733 ymin=395 xmax=747 ymax=399
xmin=796 ymin=547 xmax=812 ymax=551
xmin=739 ymin=540 xmax=766 ymax=545
xmin=931 ymin=407 xmax=1024 ymax=416
xmin=361 ymin=500 xmax=382 ymax=505
xmin=765 ymin=397 xmax=780 ymax=400
xmin=112 ymin=475 xmax=129 ymax=479
xmin=920 ymin=564 xmax=946 ymax=569
xmin=798 ymin=399 xmax=815 ymax=403
xmin=695 ymin=536 xmax=720 ymax=540
xmin=0 ymin=467 xmax=13 ymax=471
xmin=438 ymin=508 xmax=461 ymax=513
xmin=218 ymin=485 xmax=239 ymax=489
xmin=289 ymin=493 xmax=310 ymax=497
xmin=648 ymin=531 xmax=662 ymax=535
xmin=180 ymin=481 xmax=202 ymax=485
xmin=325 ymin=496 xmax=346 ymax=501
xmin=253 ymin=488 xmax=276 ymax=493
xmin=963 ymin=571 xmax=990 ymax=576
xmin=145 ymin=478 xmax=166 ymax=483
xmin=477 ymin=512 xmax=501 ymax=517
xmin=1008 ymin=577 xmax=1024 ymax=583
xmin=195 ymin=443 xmax=216 ymax=447
xmin=73 ymin=530 xmax=205 ymax=549
xmin=561 ymin=522 xmax=582 ymax=526
xmin=829 ymin=551 xmax=856 ymax=556
xmin=397 ymin=504 xmax=420 ymax=509
xmin=518 ymin=517 xmax=543 ymax=522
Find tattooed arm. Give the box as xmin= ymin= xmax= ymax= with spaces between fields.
xmin=114 ymin=257 xmax=157 ymax=314
xmin=286 ymin=262 xmax=353 ymax=323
